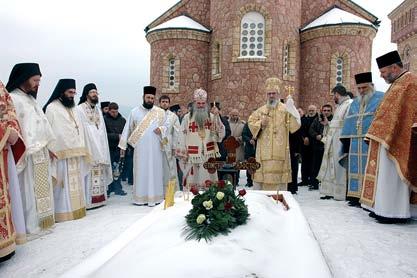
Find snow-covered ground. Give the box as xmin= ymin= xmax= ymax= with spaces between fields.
xmin=1 ymin=182 xmax=416 ymax=278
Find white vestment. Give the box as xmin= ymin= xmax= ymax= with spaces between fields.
xmin=119 ymin=106 xmax=166 ymax=206
xmin=374 ymin=147 xmax=417 ymax=219
xmin=10 ymin=89 xmax=56 ymax=233
xmin=7 ymin=146 xmax=26 ymax=244
xmin=45 ymin=100 xmax=90 ymax=221
xmin=160 ymin=110 xmax=180 ymax=190
xmin=176 ymin=113 xmax=225 ymax=189
xmin=318 ymin=97 xmax=353 ymax=200
xmin=76 ymin=103 xmax=112 ymax=209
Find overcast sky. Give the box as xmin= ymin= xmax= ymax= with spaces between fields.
xmin=0 ymin=0 xmax=403 ymax=109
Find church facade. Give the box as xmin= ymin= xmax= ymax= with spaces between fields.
xmin=145 ymin=0 xmax=379 ymax=118
xmin=389 ymin=0 xmax=417 ymax=73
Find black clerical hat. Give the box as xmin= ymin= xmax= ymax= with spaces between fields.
xmin=169 ymin=104 xmax=180 ymax=112
xmin=355 ymin=72 xmax=372 ymax=84
xmin=143 ymin=86 xmax=156 ymax=95
xmin=376 ymin=51 xmax=402 ymax=69
xmin=6 ymin=63 xmax=42 ymax=92
xmin=100 ymin=101 xmax=110 ymax=109
xmin=79 ymin=83 xmax=97 ymax=104
xmin=43 ymin=79 xmax=76 ymax=111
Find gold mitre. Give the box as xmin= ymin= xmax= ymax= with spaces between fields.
xmin=264 ymin=77 xmax=282 ymax=93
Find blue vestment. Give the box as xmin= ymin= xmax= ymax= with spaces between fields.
xmin=340 ymin=91 xmax=384 ymax=198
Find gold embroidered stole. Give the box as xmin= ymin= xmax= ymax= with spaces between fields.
xmin=128 ymin=108 xmax=164 ymax=147
xmin=32 ymin=149 xmax=55 ymax=229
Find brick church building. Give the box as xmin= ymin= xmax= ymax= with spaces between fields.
xmin=389 ymin=0 xmax=417 ymax=73
xmin=145 ymin=0 xmax=379 ymax=118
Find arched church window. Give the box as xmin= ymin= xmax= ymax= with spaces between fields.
xmin=335 ymin=57 xmax=343 ymax=85
xmin=168 ymin=58 xmax=176 ymax=88
xmin=214 ymin=43 xmax=220 ymax=75
xmin=283 ymin=44 xmax=290 ymax=75
xmin=240 ymin=12 xmax=265 ymax=57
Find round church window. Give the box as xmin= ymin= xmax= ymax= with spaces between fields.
xmin=249 ymin=50 xmax=255 ymax=56
xmin=242 ymin=37 xmax=248 ymax=43
xmin=243 ymin=23 xmax=248 ymax=29
xmin=242 ymin=50 xmax=248 ymax=56
xmin=250 ymin=37 xmax=255 ymax=42
xmin=242 ymin=44 xmax=248 ymax=49
xmin=250 ymin=30 xmax=256 ymax=35
xmin=258 ymin=23 xmax=264 ymax=29
xmin=250 ymin=23 xmax=256 ymax=29
xmin=257 ymin=30 xmax=263 ymax=35
xmin=257 ymin=37 xmax=263 ymax=42
xmin=257 ymin=43 xmax=263 ymax=49
xmin=250 ymin=44 xmax=255 ymax=49
xmin=257 ymin=50 xmax=263 ymax=56
xmin=336 ymin=77 xmax=342 ymax=82
xmin=242 ymin=30 xmax=248 ymax=36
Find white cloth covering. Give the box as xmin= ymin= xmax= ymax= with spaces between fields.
xmin=119 ymin=106 xmax=166 ymax=206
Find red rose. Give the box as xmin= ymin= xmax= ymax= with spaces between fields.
xmin=190 ymin=186 xmax=199 ymax=196
xmin=204 ymin=180 xmax=212 ymax=188
xmin=238 ymin=189 xmax=247 ymax=197
xmin=225 ymin=202 xmax=233 ymax=210
xmin=217 ymin=180 xmax=225 ymax=188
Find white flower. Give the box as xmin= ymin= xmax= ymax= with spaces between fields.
xmin=203 ymin=200 xmax=213 ymax=210
xmin=196 ymin=214 xmax=206 ymax=224
xmin=216 ymin=192 xmax=225 ymax=200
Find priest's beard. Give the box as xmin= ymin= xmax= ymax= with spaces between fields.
xmin=28 ymin=91 xmax=38 ymax=99
xmin=192 ymin=104 xmax=209 ymax=128
xmin=358 ymin=91 xmax=374 ymax=107
xmin=87 ymin=96 xmax=99 ymax=105
xmin=143 ymin=101 xmax=154 ymax=110
xmin=267 ymin=99 xmax=278 ymax=109
xmin=60 ymin=95 xmax=75 ymax=108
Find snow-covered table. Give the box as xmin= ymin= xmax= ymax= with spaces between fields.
xmin=61 ymin=191 xmax=331 ymax=278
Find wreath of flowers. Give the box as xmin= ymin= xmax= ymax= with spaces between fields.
xmin=183 ymin=180 xmax=249 ymax=242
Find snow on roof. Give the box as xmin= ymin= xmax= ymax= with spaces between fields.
xmin=147 ymin=15 xmax=210 ymax=33
xmin=301 ymin=7 xmax=374 ymax=31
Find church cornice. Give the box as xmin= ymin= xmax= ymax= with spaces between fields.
xmin=146 ymin=29 xmax=211 ymax=44
xmin=300 ymin=24 xmax=377 ymax=43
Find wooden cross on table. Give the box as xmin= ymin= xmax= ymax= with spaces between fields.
xmin=223 ymin=136 xmax=240 ymax=164
xmin=203 ymin=136 xmax=261 ymax=177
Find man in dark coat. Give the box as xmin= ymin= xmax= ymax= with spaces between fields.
xmin=308 ymin=104 xmax=333 ymax=190
xmin=242 ymin=122 xmax=256 ymax=187
xmin=104 ymin=102 xmax=127 ymax=195
xmin=299 ymin=105 xmax=319 ymax=187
